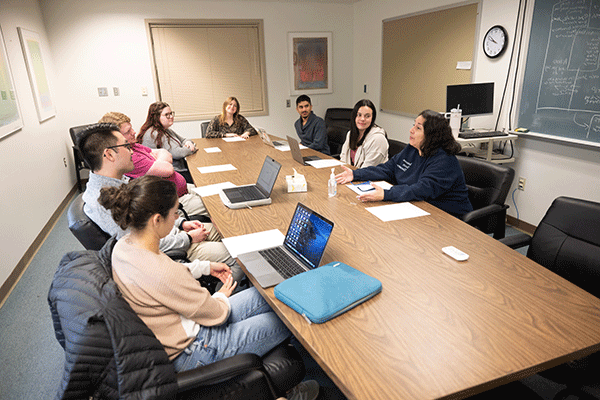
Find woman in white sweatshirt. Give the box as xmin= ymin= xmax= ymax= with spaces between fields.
xmin=339 ymin=99 xmax=389 ymax=168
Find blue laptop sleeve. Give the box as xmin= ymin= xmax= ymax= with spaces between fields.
xmin=274 ymin=262 xmax=382 ymax=324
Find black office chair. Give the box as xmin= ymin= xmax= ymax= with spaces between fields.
xmin=500 ymin=196 xmax=600 ymax=400
xmin=324 ymin=108 xmax=352 ymax=159
xmin=68 ymin=192 xmax=190 ymax=259
xmin=69 ymin=124 xmax=94 ymax=191
xmin=49 ymin=238 xmax=306 ymax=400
xmin=387 ymin=139 xmax=407 ymax=159
xmin=200 ymin=120 xmax=210 ymax=138
xmin=457 ymin=156 xmax=515 ymax=239
xmin=67 ymin=193 xmax=111 ymax=251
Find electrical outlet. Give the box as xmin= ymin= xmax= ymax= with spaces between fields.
xmin=286 ymin=99 xmax=291 ymax=108
xmin=113 ymin=87 xmax=120 ymax=96
xmin=518 ymin=177 xmax=526 ymax=191
xmin=141 ymin=86 xmax=148 ymax=96
xmin=63 ymin=157 xmax=67 ymax=168
xmin=98 ymin=87 xmax=108 ymax=97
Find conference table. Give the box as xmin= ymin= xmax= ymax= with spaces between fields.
xmin=187 ymin=135 xmax=600 ymax=400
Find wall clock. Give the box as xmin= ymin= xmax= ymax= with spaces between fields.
xmin=483 ymin=25 xmax=508 ymax=58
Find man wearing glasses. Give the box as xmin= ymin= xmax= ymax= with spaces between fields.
xmin=79 ymin=123 xmax=246 ymax=292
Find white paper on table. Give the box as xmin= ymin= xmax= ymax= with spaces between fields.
xmin=366 ymin=202 xmax=430 ymax=222
xmin=345 ymin=181 xmax=393 ymax=195
xmin=197 ymin=164 xmax=237 ymax=174
xmin=192 ymin=182 xmax=236 ymax=197
xmin=274 ymin=143 xmax=307 ymax=152
xmin=204 ymin=147 xmax=221 ymax=153
xmin=306 ymin=159 xmax=344 ymax=168
xmin=222 ymin=137 xmax=246 ymax=142
xmin=222 ymin=229 xmax=285 ymax=258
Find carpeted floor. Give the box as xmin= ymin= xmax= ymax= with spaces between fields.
xmin=0 ymin=196 xmax=593 ymax=400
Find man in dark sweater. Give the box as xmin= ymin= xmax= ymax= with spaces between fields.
xmin=293 ymin=94 xmax=330 ymax=155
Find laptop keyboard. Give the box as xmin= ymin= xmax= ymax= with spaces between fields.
xmin=458 ymin=131 xmax=508 ymax=139
xmin=238 ymin=185 xmax=264 ymax=201
xmin=259 ymin=247 xmax=306 ymax=279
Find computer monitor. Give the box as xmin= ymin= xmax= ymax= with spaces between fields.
xmin=446 ymin=82 xmax=494 ymax=117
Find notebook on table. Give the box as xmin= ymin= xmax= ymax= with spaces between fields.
xmin=219 ymin=156 xmax=282 ymax=209
xmin=258 ymin=128 xmax=287 ymax=148
xmin=286 ymin=135 xmax=321 ymax=165
xmin=237 ymin=203 xmax=335 ymax=288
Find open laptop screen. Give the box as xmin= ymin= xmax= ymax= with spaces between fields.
xmin=284 ymin=204 xmax=334 ymax=269
xmin=257 ymin=156 xmax=281 ymax=194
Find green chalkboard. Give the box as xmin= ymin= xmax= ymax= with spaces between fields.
xmin=518 ymin=0 xmax=600 ymax=145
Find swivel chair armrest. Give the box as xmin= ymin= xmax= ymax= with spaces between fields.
xmin=461 ymin=204 xmax=507 ymax=224
xmin=176 ymin=353 xmax=264 ymax=391
xmin=499 ymin=232 xmax=532 ymax=250
xmin=330 ymin=153 xmax=341 ymax=160
xmin=165 ymin=248 xmax=188 ymax=261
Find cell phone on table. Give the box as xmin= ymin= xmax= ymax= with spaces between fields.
xmin=354 ymin=182 xmax=375 ymax=192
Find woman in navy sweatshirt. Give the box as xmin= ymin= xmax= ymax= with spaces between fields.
xmin=335 ymin=109 xmax=472 ymax=217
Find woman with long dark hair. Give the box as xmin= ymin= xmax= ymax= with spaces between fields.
xmin=339 ymin=99 xmax=388 ymax=168
xmin=138 ymin=102 xmax=196 ymax=183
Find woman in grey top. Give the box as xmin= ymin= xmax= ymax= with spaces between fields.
xmin=138 ymin=101 xmax=197 ymax=183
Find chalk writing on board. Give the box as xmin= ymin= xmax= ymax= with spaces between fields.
xmin=520 ymin=0 xmax=600 ymax=143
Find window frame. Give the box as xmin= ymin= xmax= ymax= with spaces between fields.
xmin=145 ymin=19 xmax=269 ymax=121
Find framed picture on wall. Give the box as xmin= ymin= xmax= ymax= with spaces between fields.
xmin=18 ymin=27 xmax=56 ymax=122
xmin=0 ymin=26 xmax=24 ymax=139
xmin=288 ymin=32 xmax=332 ymax=95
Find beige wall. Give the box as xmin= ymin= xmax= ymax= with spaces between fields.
xmin=0 ymin=0 xmax=73 ymax=286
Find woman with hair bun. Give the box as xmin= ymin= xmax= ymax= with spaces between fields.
xmin=335 ymin=109 xmax=472 ymax=217
xmin=100 ymin=175 xmax=292 ymax=372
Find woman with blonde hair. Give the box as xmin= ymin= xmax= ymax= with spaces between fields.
xmin=205 ymin=96 xmax=257 ymax=139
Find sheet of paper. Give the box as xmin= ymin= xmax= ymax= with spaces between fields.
xmin=204 ymin=147 xmax=221 ymax=153
xmin=306 ymin=159 xmax=344 ymax=168
xmin=222 ymin=229 xmax=285 ymax=258
xmin=222 ymin=137 xmax=246 ymax=142
xmin=345 ymin=181 xmax=393 ymax=195
xmin=274 ymin=143 xmax=307 ymax=152
xmin=366 ymin=202 xmax=430 ymax=222
xmin=191 ymin=181 xmax=236 ymax=197
xmin=197 ymin=164 xmax=237 ymax=174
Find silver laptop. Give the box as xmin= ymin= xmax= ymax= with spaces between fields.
xmin=286 ymin=135 xmax=321 ymax=165
xmin=219 ymin=156 xmax=282 ymax=209
xmin=238 ymin=203 xmax=335 ymax=288
xmin=258 ymin=128 xmax=287 ymax=148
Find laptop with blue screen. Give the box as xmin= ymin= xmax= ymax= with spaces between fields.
xmin=237 ymin=203 xmax=334 ymax=288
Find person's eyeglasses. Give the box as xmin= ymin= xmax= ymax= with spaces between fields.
xmin=162 ymin=111 xmax=175 ymax=118
xmin=106 ymin=142 xmax=132 ymax=151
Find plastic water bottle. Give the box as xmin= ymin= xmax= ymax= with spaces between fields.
xmin=328 ymin=168 xmax=337 ymax=197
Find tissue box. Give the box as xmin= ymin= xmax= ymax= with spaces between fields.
xmin=286 ymin=175 xmax=307 ymax=192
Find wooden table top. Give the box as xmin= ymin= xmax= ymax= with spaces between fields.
xmin=187 ymin=135 xmax=600 ymax=400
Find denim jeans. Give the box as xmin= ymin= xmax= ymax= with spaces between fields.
xmin=172 ymin=287 xmax=291 ymax=372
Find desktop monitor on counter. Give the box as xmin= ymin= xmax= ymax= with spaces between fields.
xmin=446 ymin=82 xmax=494 ymax=118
